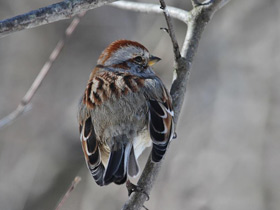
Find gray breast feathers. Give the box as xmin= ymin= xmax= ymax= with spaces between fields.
xmin=90 ymin=90 xmax=148 ymax=142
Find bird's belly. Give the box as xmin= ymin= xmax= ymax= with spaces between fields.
xmin=133 ymin=129 xmax=152 ymax=159
xmin=91 ymin=92 xmax=148 ymax=142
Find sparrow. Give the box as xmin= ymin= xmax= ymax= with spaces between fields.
xmin=78 ymin=40 xmax=174 ymax=189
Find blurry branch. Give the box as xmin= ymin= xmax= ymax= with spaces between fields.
xmin=55 ymin=176 xmax=81 ymax=210
xmin=0 ymin=11 xmax=86 ymax=129
xmin=121 ymin=0 xmax=231 ymax=209
xmin=0 ymin=0 xmax=115 ymax=38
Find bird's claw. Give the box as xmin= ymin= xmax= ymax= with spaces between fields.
xmin=126 ymin=180 xmax=150 ymax=201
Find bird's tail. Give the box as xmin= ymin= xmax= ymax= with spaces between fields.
xmin=103 ymin=141 xmax=139 ymax=185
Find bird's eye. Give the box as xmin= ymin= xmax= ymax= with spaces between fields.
xmin=134 ymin=56 xmax=143 ymax=63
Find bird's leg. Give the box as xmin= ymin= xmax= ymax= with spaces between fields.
xmin=126 ymin=179 xmax=149 ymax=201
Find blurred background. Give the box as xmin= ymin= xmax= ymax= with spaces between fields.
xmin=0 ymin=0 xmax=279 ymax=209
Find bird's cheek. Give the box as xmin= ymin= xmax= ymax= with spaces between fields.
xmin=139 ymin=65 xmax=148 ymax=73
xmin=134 ymin=66 xmax=143 ymax=74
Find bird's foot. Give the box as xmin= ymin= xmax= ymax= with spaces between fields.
xmin=126 ymin=180 xmax=149 ymax=201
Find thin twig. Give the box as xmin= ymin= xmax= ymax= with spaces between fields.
xmin=159 ymin=0 xmax=181 ymax=60
xmin=0 ymin=11 xmax=86 ymax=129
xmin=0 ymin=0 xmax=115 ymax=38
xmin=55 ymin=176 xmax=82 ymax=210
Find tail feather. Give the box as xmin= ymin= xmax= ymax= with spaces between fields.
xmin=89 ymin=164 xmax=105 ymax=186
xmin=113 ymin=148 xmax=126 ymax=185
xmin=114 ymin=173 xmax=127 ymax=185
xmin=128 ymin=145 xmax=139 ymax=177
xmin=104 ymin=142 xmax=125 ymax=185
xmin=103 ymin=140 xmax=141 ymax=185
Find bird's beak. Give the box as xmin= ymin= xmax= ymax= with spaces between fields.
xmin=148 ymin=55 xmax=161 ymax=66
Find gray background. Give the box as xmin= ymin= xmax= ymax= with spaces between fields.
xmin=0 ymin=0 xmax=279 ymax=209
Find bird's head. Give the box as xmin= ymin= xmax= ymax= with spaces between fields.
xmin=97 ymin=40 xmax=161 ymax=78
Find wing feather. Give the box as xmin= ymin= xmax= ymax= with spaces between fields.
xmin=147 ymin=82 xmax=174 ymax=162
xmin=79 ymin=114 xmax=105 ymax=186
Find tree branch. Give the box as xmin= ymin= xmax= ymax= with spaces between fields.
xmin=0 ymin=11 xmax=86 ymax=129
xmin=111 ymin=1 xmax=190 ymax=24
xmin=0 ymin=0 xmax=115 ymax=38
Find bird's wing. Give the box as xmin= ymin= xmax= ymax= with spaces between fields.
xmin=145 ymin=78 xmax=174 ymax=162
xmin=79 ymin=104 xmax=105 ymax=186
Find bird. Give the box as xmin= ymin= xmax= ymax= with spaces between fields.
xmin=78 ymin=40 xmax=174 ymax=192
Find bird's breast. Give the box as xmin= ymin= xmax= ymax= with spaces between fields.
xmin=90 ymin=90 xmax=148 ymax=143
